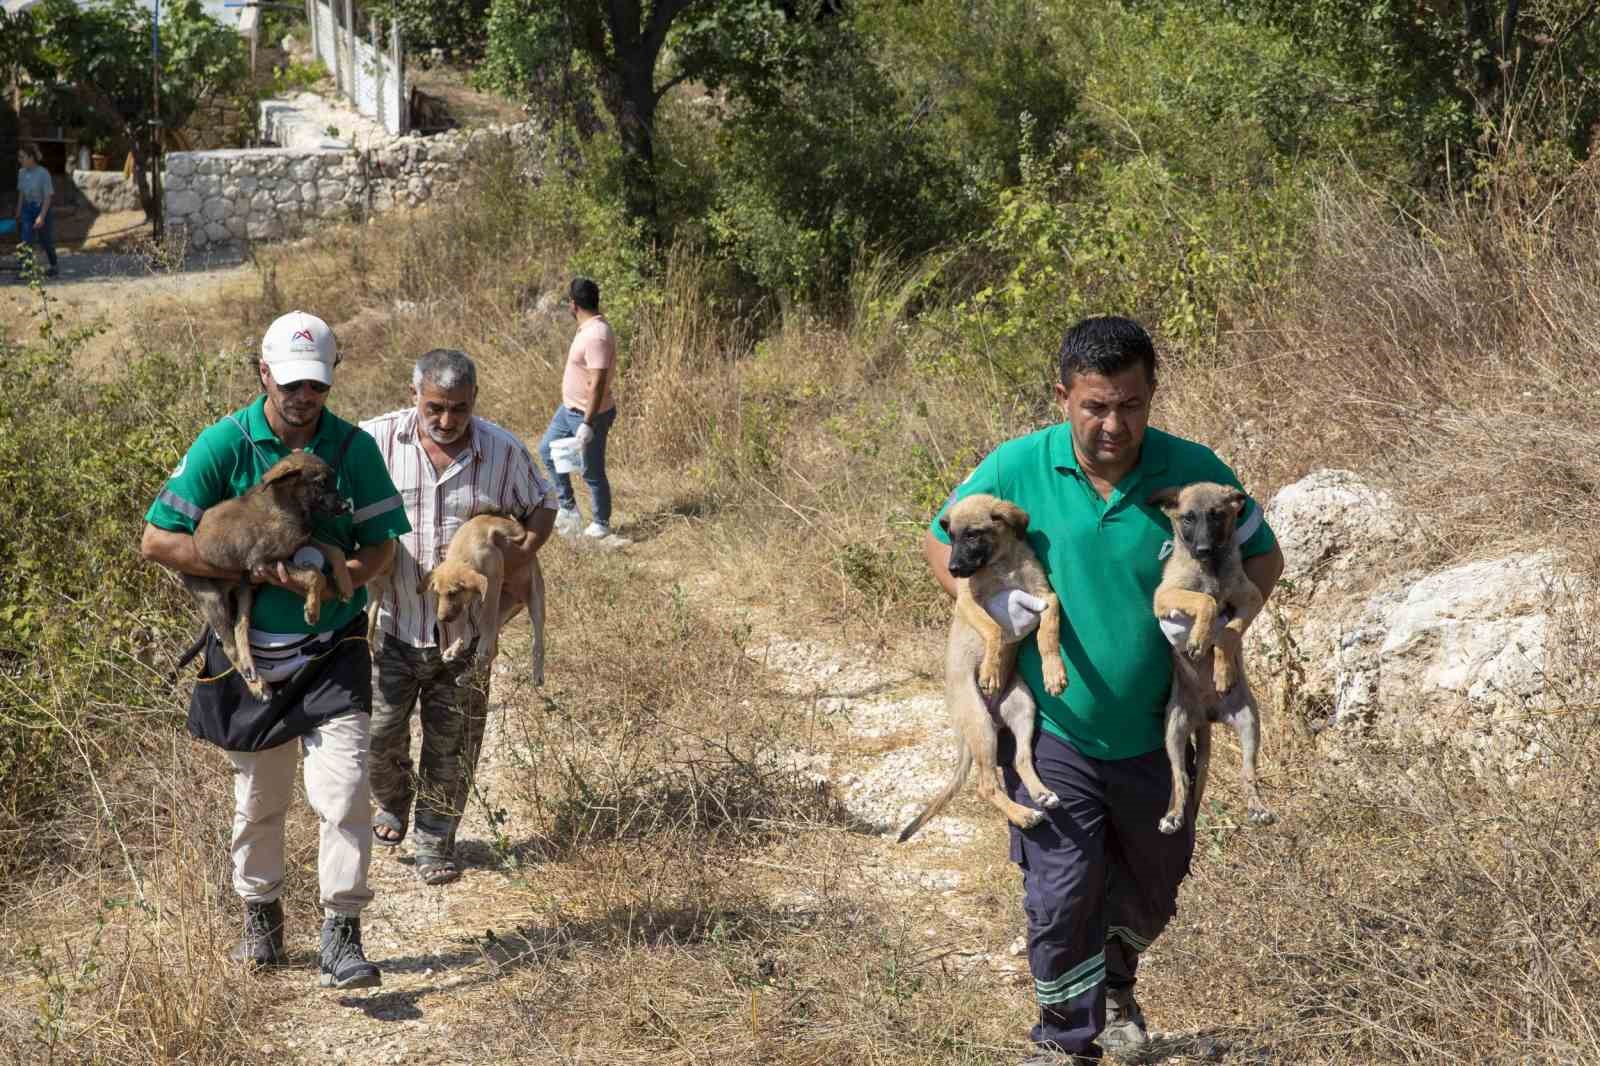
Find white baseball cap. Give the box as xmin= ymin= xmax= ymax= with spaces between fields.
xmin=261 ymin=310 xmax=340 ymax=385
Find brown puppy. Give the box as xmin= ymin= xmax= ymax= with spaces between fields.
xmin=1148 ymin=481 xmax=1273 ymax=834
xmin=899 ymin=494 xmax=1068 ymax=842
xmin=182 ymin=451 xmax=354 ymax=700
xmin=425 ymin=514 xmax=546 ymax=686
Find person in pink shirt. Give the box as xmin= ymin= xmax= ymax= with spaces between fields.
xmin=539 ymin=277 xmax=619 ymax=537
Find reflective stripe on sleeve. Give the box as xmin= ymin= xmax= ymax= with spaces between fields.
xmin=353 ymin=495 xmax=402 ymax=524
xmin=1232 ymin=503 xmax=1262 ymax=546
xmin=158 ymin=488 xmax=204 ymax=521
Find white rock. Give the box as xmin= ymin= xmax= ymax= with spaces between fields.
xmin=1265 ymin=469 xmax=1418 ymax=593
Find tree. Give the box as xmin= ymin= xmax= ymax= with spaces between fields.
xmin=18 ymin=0 xmax=249 ymax=223
xmin=1227 ymin=0 xmax=1600 ymax=169
xmin=480 ymin=0 xmax=796 ymax=240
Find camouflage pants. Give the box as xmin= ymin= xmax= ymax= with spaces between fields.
xmin=368 ymin=635 xmax=489 ymax=858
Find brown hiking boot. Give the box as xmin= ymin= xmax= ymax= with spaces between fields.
xmin=229 ymin=899 xmax=284 ymax=968
xmin=1099 ymin=984 xmax=1149 ymax=1058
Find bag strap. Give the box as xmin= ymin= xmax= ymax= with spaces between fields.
xmin=228 ymin=411 xmax=273 ymax=470
xmin=230 ymin=410 xmax=360 ymax=480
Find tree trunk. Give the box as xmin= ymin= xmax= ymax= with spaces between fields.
xmin=612 ymin=58 xmax=659 ymax=243
xmin=126 ymin=127 xmax=157 ymax=223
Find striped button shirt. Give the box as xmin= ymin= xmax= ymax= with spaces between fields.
xmin=360 ymin=408 xmax=557 ymax=648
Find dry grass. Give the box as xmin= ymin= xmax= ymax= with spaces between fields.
xmin=6 ymin=142 xmax=1600 ymax=1064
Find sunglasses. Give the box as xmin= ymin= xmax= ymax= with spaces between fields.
xmin=275 ymin=377 xmax=330 ymax=394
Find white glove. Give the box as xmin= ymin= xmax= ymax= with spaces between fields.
xmin=1158 ymin=611 xmax=1231 ymax=649
xmin=983 ymin=589 xmax=1048 ymax=641
xmin=573 ymin=422 xmax=595 ymax=446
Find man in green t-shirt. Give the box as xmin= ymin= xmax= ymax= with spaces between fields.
xmin=924 ymin=316 xmax=1284 ymax=1064
xmin=141 ymin=311 xmax=411 ymax=990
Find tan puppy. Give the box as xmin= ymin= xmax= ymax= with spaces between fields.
xmin=182 ymin=451 xmax=354 ymax=699
xmin=899 ymin=494 xmax=1068 ymax=842
xmin=1148 ymin=481 xmax=1274 ymax=834
xmin=425 ymin=514 xmax=546 ymax=686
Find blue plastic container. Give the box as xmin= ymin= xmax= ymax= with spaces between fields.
xmin=0 ymin=219 xmax=15 ymax=236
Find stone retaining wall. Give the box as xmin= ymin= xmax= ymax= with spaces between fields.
xmin=161 ymin=121 xmax=541 ymax=251
xmin=69 ymin=170 xmax=145 ymax=214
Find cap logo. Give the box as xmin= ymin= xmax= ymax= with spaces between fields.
xmin=291 ymin=329 xmax=316 ymax=342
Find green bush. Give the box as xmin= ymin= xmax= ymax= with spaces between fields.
xmin=707 ymin=16 xmax=976 ymax=306
xmin=367 ymin=0 xmax=490 ymax=58
xmin=0 ymin=292 xmax=247 ymax=877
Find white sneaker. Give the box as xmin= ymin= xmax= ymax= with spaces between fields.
xmin=582 ymin=522 xmax=611 ymax=539
xmin=555 ymin=508 xmax=582 ymax=535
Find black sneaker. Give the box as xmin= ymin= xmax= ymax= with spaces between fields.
xmin=319 ymin=914 xmax=381 ymax=989
xmin=1099 ymin=985 xmax=1149 ymax=1058
xmin=229 ymin=899 xmax=285 ymax=967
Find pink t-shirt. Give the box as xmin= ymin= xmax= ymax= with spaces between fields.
xmin=562 ymin=315 xmax=617 ymax=414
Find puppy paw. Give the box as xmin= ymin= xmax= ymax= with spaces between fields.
xmin=978 ymin=656 xmax=1003 ymax=696
xmin=1032 ymin=789 xmax=1061 ymax=810
xmin=1184 ymin=633 xmax=1212 ymax=662
xmin=1015 ymin=808 xmax=1048 ymax=830
xmin=303 ymin=601 xmax=322 ymax=626
xmin=1158 ymin=812 xmax=1186 ymax=835
xmin=1042 ymin=660 xmax=1068 ymax=696
xmin=243 ymin=673 xmax=270 ymax=701
xmin=1213 ymin=656 xmax=1237 ymax=696
xmin=1248 ymin=806 xmax=1277 ymax=827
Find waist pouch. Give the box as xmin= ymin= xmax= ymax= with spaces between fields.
xmin=187 ymin=612 xmax=372 ymax=752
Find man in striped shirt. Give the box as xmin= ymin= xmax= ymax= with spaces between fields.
xmin=361 ymin=349 xmax=558 ymax=885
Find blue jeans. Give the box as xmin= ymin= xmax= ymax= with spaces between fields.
xmin=539 ymin=405 xmax=617 ymax=526
xmin=19 ymin=202 xmax=57 ymax=271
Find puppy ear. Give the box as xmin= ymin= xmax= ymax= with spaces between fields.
xmin=261 ymin=461 xmax=304 ymax=485
xmin=1223 ymin=488 xmax=1247 ymax=514
xmin=1147 ymin=487 xmax=1182 ymax=514
xmin=937 ymin=514 xmax=951 ymax=534
xmin=990 ymin=501 xmax=1030 ymax=533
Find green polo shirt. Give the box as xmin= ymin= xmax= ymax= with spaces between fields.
xmin=930 ymin=424 xmax=1277 ymax=761
xmin=145 ymin=395 xmax=411 ymax=635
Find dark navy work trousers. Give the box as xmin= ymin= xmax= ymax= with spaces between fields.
xmin=1000 ymin=727 xmax=1196 ymax=1057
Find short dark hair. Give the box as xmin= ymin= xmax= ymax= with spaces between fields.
xmin=18 ymin=143 xmax=40 ymax=163
xmin=1058 ymin=315 xmax=1157 ymax=387
xmin=569 ymin=277 xmax=600 ymax=312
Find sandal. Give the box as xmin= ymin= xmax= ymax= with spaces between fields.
xmin=415 ymin=854 xmax=460 ymax=886
xmin=372 ymin=808 xmax=408 ymax=848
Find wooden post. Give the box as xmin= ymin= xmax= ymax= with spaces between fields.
xmin=327 ymin=0 xmax=342 ymax=100
xmin=391 ymin=19 xmax=407 ymax=135
xmin=370 ymin=17 xmax=382 ymax=132
xmin=343 ymin=0 xmax=356 ymax=104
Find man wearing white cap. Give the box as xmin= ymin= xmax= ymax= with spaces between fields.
xmin=140 ymin=311 xmax=412 ymax=990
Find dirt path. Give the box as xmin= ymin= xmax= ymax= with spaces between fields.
xmin=236 ymin=512 xmax=1234 ymax=1065
xmin=233 ymin=515 xmax=1032 ymax=1064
